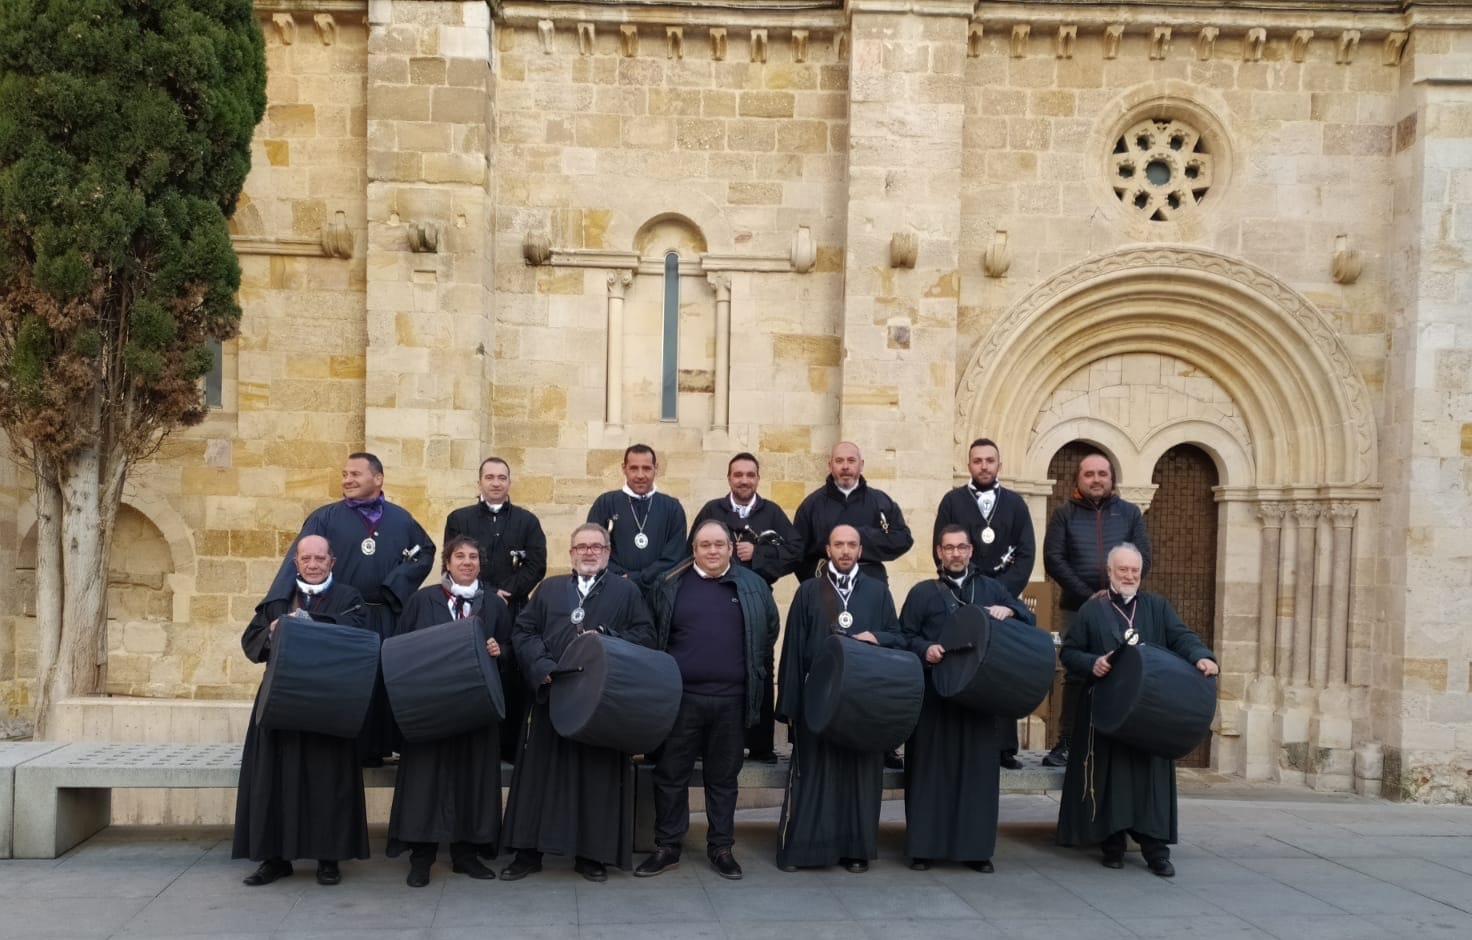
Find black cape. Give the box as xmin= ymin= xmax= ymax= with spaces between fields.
xmin=502 ymin=572 xmax=656 ymax=867
xmin=587 ymin=490 xmax=688 ymax=594
xmin=270 ymin=499 xmax=435 ymax=760
xmin=232 ymin=581 xmax=371 ymax=863
xmin=1056 ymin=592 xmax=1214 ymax=848
xmin=898 ymin=570 xmax=1034 ymax=861
xmin=792 ymin=476 xmax=914 ymax=583
xmin=386 ymin=584 xmax=512 ymax=857
xmin=775 ymin=570 xmax=903 ymax=868
xmin=932 ymin=485 xmax=1036 ymax=599
xmin=689 ymin=493 xmax=801 ymax=585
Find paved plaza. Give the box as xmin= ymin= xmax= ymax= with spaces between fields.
xmin=2 ymin=784 xmax=1471 ymax=940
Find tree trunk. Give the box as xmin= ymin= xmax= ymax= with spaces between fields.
xmin=30 ymin=458 xmax=65 ymax=739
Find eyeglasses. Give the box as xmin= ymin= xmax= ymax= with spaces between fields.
xmin=571 ymin=543 xmax=609 ymax=553
xmin=937 ymin=544 xmax=972 ymax=554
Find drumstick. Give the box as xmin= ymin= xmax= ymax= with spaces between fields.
xmin=940 ymin=642 xmax=977 ymax=654
xmin=548 ymin=666 xmax=585 ymax=678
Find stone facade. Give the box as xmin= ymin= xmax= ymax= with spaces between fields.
xmin=1 ymin=0 xmax=1470 ymax=803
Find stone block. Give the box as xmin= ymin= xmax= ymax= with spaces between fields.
xmin=676 ymin=118 xmax=726 ymax=151
xmin=728 ymin=181 xmax=782 ymax=205
xmin=266 ymin=104 xmax=316 ymax=137
xmin=431 ymin=85 xmax=486 ymax=125
xmin=727 ymin=119 xmax=776 ymax=152
xmin=739 ymin=91 xmax=795 ymax=118
xmin=1404 ymin=657 xmax=1449 ymax=691
xmin=777 ymin=120 xmax=829 ymax=154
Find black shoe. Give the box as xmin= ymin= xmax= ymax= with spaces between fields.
xmin=1000 ymin=754 xmax=1024 ymax=770
xmin=452 ymin=858 xmax=496 ymax=880
xmin=710 ymin=849 xmax=743 ymax=880
xmin=406 ymin=864 xmax=430 ymax=888
xmin=966 ymin=859 xmax=995 ymax=873
xmin=841 ymin=857 xmax=869 ymax=873
xmin=634 ymin=847 xmax=681 ymax=878
xmin=909 ymin=858 xmax=931 ymax=871
xmin=778 ymin=863 xmax=799 ymax=872
xmin=499 ymin=852 xmax=542 ymax=881
xmin=1102 ymin=854 xmax=1124 ymax=870
xmin=316 ymin=860 xmax=341 ymax=885
xmin=1148 ymin=857 xmax=1175 ymax=877
xmin=574 ymin=857 xmax=608 ymax=883
xmin=1042 ymin=741 xmax=1070 ymax=767
xmin=883 ymin=750 xmax=904 ymax=770
xmin=243 ymin=858 xmax=292 ymax=886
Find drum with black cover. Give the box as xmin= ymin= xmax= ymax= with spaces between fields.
xmin=931 ymin=605 xmax=1056 ymax=719
xmin=803 ymin=633 xmax=923 ymax=752
xmin=256 ymin=613 xmax=381 ymax=739
xmin=549 ymin=631 xmax=683 ymax=754
xmin=381 ymin=617 xmax=506 ymax=743
xmin=1091 ymin=642 xmax=1216 ymax=760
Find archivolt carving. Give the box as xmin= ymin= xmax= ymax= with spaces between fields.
xmin=956 ymin=246 xmax=1377 ymax=486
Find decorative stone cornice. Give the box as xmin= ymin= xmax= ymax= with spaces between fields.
xmin=231 ymin=211 xmax=354 ymax=259
xmin=494 ymin=1 xmax=845 ymax=31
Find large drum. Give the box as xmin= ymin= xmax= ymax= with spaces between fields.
xmin=256 ymin=614 xmax=381 ymax=739
xmin=381 ymin=617 xmax=506 ymax=743
xmin=803 ymin=634 xmax=923 ymax=752
xmin=931 ymin=605 xmax=1056 ymax=719
xmin=549 ymin=631 xmax=682 ymax=754
xmin=1092 ymin=642 xmax=1216 ymax=760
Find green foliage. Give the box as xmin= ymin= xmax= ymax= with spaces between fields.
xmin=0 ymin=0 xmax=266 ymax=461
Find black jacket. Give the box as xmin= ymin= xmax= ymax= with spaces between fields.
xmin=690 ymin=494 xmax=801 ymax=585
xmin=933 ymin=484 xmax=1035 ymax=598
xmin=792 ymin=475 xmax=914 ymax=582
xmin=1043 ymin=492 xmax=1151 ymax=611
xmin=443 ymin=500 xmax=548 ymax=610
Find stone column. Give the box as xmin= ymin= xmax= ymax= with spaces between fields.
xmin=708 ymin=273 xmax=731 ymax=432
xmin=1308 ymin=500 xmax=1359 ymax=792
xmin=1240 ymin=501 xmax=1286 ymax=780
xmin=604 ymin=271 xmax=632 ymax=429
xmin=1327 ymin=502 xmax=1358 ymax=687
xmin=1277 ymin=499 xmax=1320 ymax=783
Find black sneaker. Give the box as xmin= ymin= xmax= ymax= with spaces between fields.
xmin=1041 ymin=741 xmax=1070 ymax=767
xmin=634 ymin=847 xmax=681 ymax=878
xmin=242 ymin=858 xmax=293 ymax=886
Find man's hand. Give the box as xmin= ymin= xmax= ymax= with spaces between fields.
xmin=268 ymin=618 xmax=279 ymax=635
xmin=542 ymin=674 xmax=552 ymax=685
xmin=851 ymin=631 xmax=879 ymax=645
xmin=985 ymin=604 xmax=1013 ymax=620
xmin=735 ymin=542 xmax=755 ymax=562
xmin=486 ymin=638 xmax=501 ymax=658
xmin=1092 ymin=654 xmax=1112 ymax=678
xmin=496 ymin=589 xmax=512 ymax=602
xmin=925 ymin=644 xmax=945 ymax=665
xmin=1196 ymin=658 xmax=1218 ymax=677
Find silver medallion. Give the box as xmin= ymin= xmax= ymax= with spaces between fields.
xmin=980 ymin=526 xmax=996 ymax=545
xmin=634 ymin=532 xmax=650 ymax=549
xmin=837 ymin=610 xmax=854 ymax=629
xmin=360 ymin=537 xmax=377 ymax=556
xmin=571 ymin=607 xmax=586 ymax=625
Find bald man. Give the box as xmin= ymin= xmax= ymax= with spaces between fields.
xmin=792 ymin=442 xmax=913 ymax=584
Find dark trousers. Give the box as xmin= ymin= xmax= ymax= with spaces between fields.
xmin=744 ymin=678 xmax=775 ymax=757
xmin=653 ymin=691 xmax=745 ymax=855
xmin=1103 ymin=830 xmax=1169 ymax=863
xmin=1057 ymin=609 xmax=1080 ymax=743
xmin=407 ymin=841 xmax=478 ymax=867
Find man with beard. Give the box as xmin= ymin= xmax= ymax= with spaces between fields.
xmin=269 ymin=452 xmax=435 ymax=765
xmin=899 ymin=525 xmax=1035 ymax=873
xmin=1042 ymin=452 xmax=1151 ymax=768
xmin=793 ymin=442 xmax=913 ymax=585
xmin=688 ymin=452 xmax=798 ymax=761
xmin=775 ymin=525 xmax=904 ymax=873
xmin=234 ymin=535 xmax=369 ymax=887
xmin=443 ymin=456 xmax=547 ymax=763
xmin=500 ymin=523 xmax=657 ymax=882
xmin=588 ymin=444 xmax=689 ymax=596
xmin=933 ymin=437 xmax=1036 ymax=769
xmin=387 ymin=535 xmax=511 ymax=887
xmin=1057 ymin=544 xmax=1216 ymax=877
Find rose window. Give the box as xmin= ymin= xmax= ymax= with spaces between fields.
xmin=1111 ymin=119 xmax=1213 ymax=222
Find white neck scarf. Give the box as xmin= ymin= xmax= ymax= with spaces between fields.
xmin=296 ymin=573 xmax=333 ymax=595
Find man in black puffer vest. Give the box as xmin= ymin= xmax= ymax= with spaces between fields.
xmin=1041 ymin=453 xmax=1151 ymax=767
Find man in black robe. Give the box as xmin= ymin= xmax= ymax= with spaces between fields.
xmin=775 ymin=525 xmax=905 ymax=873
xmin=688 ymin=452 xmax=798 ymax=761
xmin=501 ymin=523 xmax=657 ymax=882
xmin=443 ymin=455 xmax=547 ymax=764
xmin=793 ymin=441 xmax=914 ymax=584
xmin=933 ymin=437 xmax=1036 ymax=769
xmin=1057 ymin=543 xmax=1217 ymax=877
xmin=587 ymin=443 xmax=688 ymax=596
xmin=899 ymin=524 xmax=1035 ymax=873
xmin=234 ymin=535 xmax=370 ymax=887
xmin=387 ymin=535 xmax=512 ymax=887
xmin=269 ymin=452 xmax=435 ymax=765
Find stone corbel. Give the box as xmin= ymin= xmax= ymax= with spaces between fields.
xmin=577 ymin=22 xmax=595 ymax=56
xmin=271 ymin=13 xmax=296 ymax=45
xmin=313 ymin=14 xmax=336 ymax=46
xmin=667 ymin=27 xmax=683 ymax=60
xmin=836 ymin=32 xmax=848 ymax=61
xmin=1009 ymin=24 xmax=1030 ymax=59
xmin=1336 ymin=30 xmax=1360 ymax=65
xmin=1150 ymin=27 xmax=1171 ymax=61
xmin=1331 ymin=235 xmax=1362 ymax=285
xmin=407 ymin=222 xmax=440 ymax=254
xmin=711 ymin=27 xmax=728 ymax=62
xmin=790 ymin=225 xmax=816 ymax=274
xmin=537 ymin=20 xmax=554 ymax=54
xmin=321 ymin=211 xmax=353 ymax=259
xmin=619 ymin=24 xmax=638 ymax=58
xmin=1056 ymin=25 xmax=1076 ymax=60
xmin=1103 ymin=24 xmax=1124 ymax=60
xmin=967 ymin=24 xmax=983 ymax=58
xmin=1290 ymin=30 xmax=1313 ymax=63
xmin=890 ymin=231 xmax=918 ymax=269
xmin=1196 ymin=27 xmax=1218 ymax=61
xmin=1383 ymin=32 xmax=1408 ymax=67
xmin=982 ymin=231 xmax=1010 ymax=278
xmin=523 ymin=231 xmax=552 ymax=266
xmin=1244 ymin=27 xmax=1267 ymax=62
xmin=750 ymin=29 xmax=768 ymax=64
xmin=793 ymin=30 xmax=809 ymax=63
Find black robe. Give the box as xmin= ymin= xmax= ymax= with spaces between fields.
xmin=792 ymin=476 xmax=914 ymax=583
xmin=502 ymin=572 xmax=656 ymax=867
xmin=932 ymin=485 xmax=1036 ymax=599
xmin=270 ymin=499 xmax=436 ymax=760
xmin=775 ymin=571 xmax=903 ymax=868
xmin=587 ymin=490 xmax=688 ymax=594
xmin=1056 ymin=592 xmax=1215 ymax=848
xmin=689 ymin=493 xmax=801 ymax=586
xmin=232 ymin=581 xmax=371 ymax=863
xmin=386 ymin=584 xmax=512 ymax=858
xmin=898 ymin=570 xmax=1034 ymax=862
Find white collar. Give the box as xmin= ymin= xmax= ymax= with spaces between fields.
xmin=444 ymin=574 xmax=480 ymax=599
xmin=835 ymin=482 xmax=858 ymax=497
xmin=296 ymin=573 xmax=333 ymax=595
xmin=481 ymin=499 xmax=505 ymax=513
xmin=729 ymin=493 xmax=756 ymax=509
xmin=694 ymin=564 xmax=731 ymax=580
xmin=623 ymin=484 xmax=657 ymax=499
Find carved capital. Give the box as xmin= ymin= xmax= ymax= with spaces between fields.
xmin=1291 ymin=501 xmax=1321 ymax=527
xmin=606 ymin=270 xmax=634 ymax=298
xmin=706 ymin=272 xmax=731 ymax=295
xmin=1254 ymin=501 xmax=1289 ymax=528
xmin=1328 ymin=502 xmax=1359 ymax=527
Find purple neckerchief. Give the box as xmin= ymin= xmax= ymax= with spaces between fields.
xmin=345 ymin=495 xmax=385 ymax=526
